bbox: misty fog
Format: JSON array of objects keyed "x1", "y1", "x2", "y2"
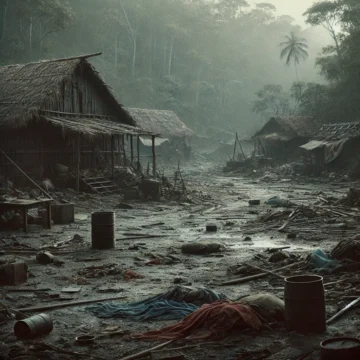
[{"x1": 0, "y1": 1, "x2": 351, "y2": 137}]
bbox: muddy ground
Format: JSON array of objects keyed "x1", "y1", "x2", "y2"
[{"x1": 1, "y1": 161, "x2": 359, "y2": 359}]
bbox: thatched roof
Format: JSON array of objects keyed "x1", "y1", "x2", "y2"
[
  {"x1": 253, "y1": 116, "x2": 314, "y2": 140},
  {"x1": 0, "y1": 54, "x2": 150, "y2": 136},
  {"x1": 316, "y1": 122, "x2": 360, "y2": 141},
  {"x1": 41, "y1": 111, "x2": 153, "y2": 137},
  {"x1": 126, "y1": 108, "x2": 193, "y2": 138}
]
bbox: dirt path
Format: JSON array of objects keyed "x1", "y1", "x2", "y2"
[{"x1": 0, "y1": 163, "x2": 358, "y2": 359}]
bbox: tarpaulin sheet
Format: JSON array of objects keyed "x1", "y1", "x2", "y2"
[
  {"x1": 324, "y1": 139, "x2": 347, "y2": 164},
  {"x1": 133, "y1": 301, "x2": 263, "y2": 340},
  {"x1": 300, "y1": 140, "x2": 327, "y2": 151},
  {"x1": 86, "y1": 286, "x2": 227, "y2": 321}
]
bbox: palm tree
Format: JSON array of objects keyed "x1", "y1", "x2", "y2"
[{"x1": 280, "y1": 32, "x2": 309, "y2": 81}]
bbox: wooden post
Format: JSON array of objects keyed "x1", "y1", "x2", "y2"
[
  {"x1": 121, "y1": 135, "x2": 126, "y2": 166},
  {"x1": 232, "y1": 133, "x2": 237, "y2": 161},
  {"x1": 75, "y1": 134, "x2": 80, "y2": 192},
  {"x1": 130, "y1": 135, "x2": 134, "y2": 165},
  {"x1": 237, "y1": 135, "x2": 246, "y2": 159},
  {"x1": 111, "y1": 135, "x2": 115, "y2": 181},
  {"x1": 152, "y1": 135, "x2": 156, "y2": 177},
  {"x1": 137, "y1": 136, "x2": 140, "y2": 171}
]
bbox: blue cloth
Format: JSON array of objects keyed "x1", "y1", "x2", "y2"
[
  {"x1": 86, "y1": 286, "x2": 227, "y2": 321},
  {"x1": 86, "y1": 296, "x2": 198, "y2": 321},
  {"x1": 307, "y1": 249, "x2": 342, "y2": 274}
]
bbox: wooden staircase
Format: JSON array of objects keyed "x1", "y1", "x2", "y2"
[{"x1": 82, "y1": 176, "x2": 117, "y2": 195}]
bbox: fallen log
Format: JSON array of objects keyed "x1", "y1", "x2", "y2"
[{"x1": 221, "y1": 261, "x2": 302, "y2": 286}]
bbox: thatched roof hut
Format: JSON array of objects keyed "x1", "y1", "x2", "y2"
[
  {"x1": 0, "y1": 54, "x2": 156, "y2": 186},
  {"x1": 252, "y1": 116, "x2": 315, "y2": 160},
  {"x1": 253, "y1": 116, "x2": 314, "y2": 141},
  {"x1": 0, "y1": 53, "x2": 151, "y2": 137},
  {"x1": 126, "y1": 108, "x2": 193, "y2": 138},
  {"x1": 300, "y1": 122, "x2": 360, "y2": 167}
]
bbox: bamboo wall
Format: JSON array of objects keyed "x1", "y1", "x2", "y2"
[{"x1": 0, "y1": 69, "x2": 128, "y2": 185}]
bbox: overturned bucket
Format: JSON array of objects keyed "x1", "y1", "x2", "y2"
[
  {"x1": 91, "y1": 211, "x2": 115, "y2": 250},
  {"x1": 284, "y1": 275, "x2": 326, "y2": 334},
  {"x1": 14, "y1": 313, "x2": 53, "y2": 339}
]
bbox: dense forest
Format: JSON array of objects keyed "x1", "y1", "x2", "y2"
[{"x1": 0, "y1": 0, "x2": 358, "y2": 136}]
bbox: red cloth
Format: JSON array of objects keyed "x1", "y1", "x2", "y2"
[
  {"x1": 124, "y1": 270, "x2": 144, "y2": 281},
  {"x1": 133, "y1": 301, "x2": 263, "y2": 340}
]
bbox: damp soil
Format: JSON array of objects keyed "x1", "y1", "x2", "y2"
[{"x1": 1, "y1": 162, "x2": 359, "y2": 360}]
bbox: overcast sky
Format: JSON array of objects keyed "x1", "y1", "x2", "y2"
[{"x1": 252, "y1": 0, "x2": 317, "y2": 25}]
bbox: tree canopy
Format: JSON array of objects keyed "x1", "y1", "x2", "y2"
[{"x1": 0, "y1": 0, "x2": 323, "y2": 136}]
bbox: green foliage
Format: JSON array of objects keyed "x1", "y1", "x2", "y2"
[
  {"x1": 252, "y1": 84, "x2": 292, "y2": 119},
  {"x1": 299, "y1": 0, "x2": 360, "y2": 122},
  {"x1": 280, "y1": 33, "x2": 309, "y2": 80},
  {"x1": 0, "y1": 0, "x2": 322, "y2": 135}
]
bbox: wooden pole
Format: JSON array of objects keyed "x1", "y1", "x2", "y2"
[
  {"x1": 221, "y1": 261, "x2": 301, "y2": 285},
  {"x1": 152, "y1": 135, "x2": 156, "y2": 177},
  {"x1": 75, "y1": 135, "x2": 80, "y2": 192},
  {"x1": 137, "y1": 136, "x2": 140, "y2": 171},
  {"x1": 232, "y1": 133, "x2": 237, "y2": 160},
  {"x1": 12, "y1": 296, "x2": 127, "y2": 313},
  {"x1": 130, "y1": 135, "x2": 134, "y2": 165},
  {"x1": 111, "y1": 135, "x2": 115, "y2": 181},
  {"x1": 0, "y1": 149, "x2": 56, "y2": 202},
  {"x1": 237, "y1": 135, "x2": 246, "y2": 159},
  {"x1": 121, "y1": 135, "x2": 126, "y2": 166},
  {"x1": 327, "y1": 296, "x2": 360, "y2": 325}
]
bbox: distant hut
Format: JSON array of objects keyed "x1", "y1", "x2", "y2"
[
  {"x1": 300, "y1": 122, "x2": 360, "y2": 175},
  {"x1": 0, "y1": 54, "x2": 154, "y2": 190},
  {"x1": 125, "y1": 108, "x2": 193, "y2": 161},
  {"x1": 252, "y1": 116, "x2": 314, "y2": 160}
]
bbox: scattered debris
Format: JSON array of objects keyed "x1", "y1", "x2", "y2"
[
  {"x1": 14, "y1": 313, "x2": 53, "y2": 339},
  {"x1": 36, "y1": 251, "x2": 54, "y2": 265},
  {"x1": 0, "y1": 262, "x2": 28, "y2": 285},
  {"x1": 205, "y1": 224, "x2": 217, "y2": 232},
  {"x1": 181, "y1": 243, "x2": 222, "y2": 255}
]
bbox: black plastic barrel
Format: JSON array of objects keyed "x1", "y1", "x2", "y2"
[
  {"x1": 284, "y1": 275, "x2": 326, "y2": 334},
  {"x1": 91, "y1": 211, "x2": 115, "y2": 249},
  {"x1": 320, "y1": 337, "x2": 360, "y2": 360},
  {"x1": 14, "y1": 313, "x2": 53, "y2": 339}
]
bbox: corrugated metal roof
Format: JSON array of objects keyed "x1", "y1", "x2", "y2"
[
  {"x1": 300, "y1": 140, "x2": 327, "y2": 151},
  {"x1": 139, "y1": 136, "x2": 169, "y2": 147}
]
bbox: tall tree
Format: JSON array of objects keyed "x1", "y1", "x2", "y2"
[
  {"x1": 304, "y1": 1, "x2": 342, "y2": 60},
  {"x1": 280, "y1": 32, "x2": 309, "y2": 80}
]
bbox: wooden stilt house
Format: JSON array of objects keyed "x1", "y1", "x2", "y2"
[{"x1": 0, "y1": 53, "x2": 155, "y2": 191}]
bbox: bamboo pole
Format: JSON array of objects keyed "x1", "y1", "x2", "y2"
[
  {"x1": 8, "y1": 295, "x2": 127, "y2": 313},
  {"x1": 221, "y1": 261, "x2": 302, "y2": 285},
  {"x1": 111, "y1": 135, "x2": 115, "y2": 182},
  {"x1": 242, "y1": 263, "x2": 285, "y2": 280},
  {"x1": 152, "y1": 135, "x2": 156, "y2": 177},
  {"x1": 137, "y1": 136, "x2": 140, "y2": 171},
  {"x1": 130, "y1": 135, "x2": 134, "y2": 164},
  {"x1": 0, "y1": 149, "x2": 56, "y2": 202},
  {"x1": 326, "y1": 296, "x2": 360, "y2": 325},
  {"x1": 75, "y1": 134, "x2": 80, "y2": 192},
  {"x1": 232, "y1": 133, "x2": 237, "y2": 160}
]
